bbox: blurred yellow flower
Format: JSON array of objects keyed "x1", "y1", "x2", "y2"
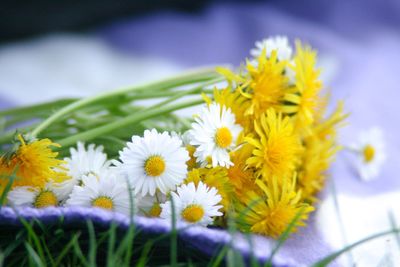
[
  {"x1": 0, "y1": 135, "x2": 65, "y2": 192},
  {"x1": 244, "y1": 49, "x2": 288, "y2": 117},
  {"x1": 283, "y1": 41, "x2": 323, "y2": 131},
  {"x1": 245, "y1": 109, "x2": 302, "y2": 179},
  {"x1": 236, "y1": 176, "x2": 314, "y2": 238}
]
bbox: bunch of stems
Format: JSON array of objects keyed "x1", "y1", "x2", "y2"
[{"x1": 0, "y1": 68, "x2": 223, "y2": 156}]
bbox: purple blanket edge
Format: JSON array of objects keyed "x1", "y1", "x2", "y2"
[{"x1": 0, "y1": 206, "x2": 297, "y2": 267}]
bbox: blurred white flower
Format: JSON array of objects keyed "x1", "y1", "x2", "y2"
[
  {"x1": 350, "y1": 127, "x2": 386, "y2": 181},
  {"x1": 250, "y1": 36, "x2": 293, "y2": 61},
  {"x1": 53, "y1": 142, "x2": 112, "y2": 200},
  {"x1": 7, "y1": 182, "x2": 62, "y2": 208},
  {"x1": 66, "y1": 173, "x2": 135, "y2": 216}
]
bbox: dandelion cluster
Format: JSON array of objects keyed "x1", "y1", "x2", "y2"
[{"x1": 0, "y1": 36, "x2": 349, "y2": 238}]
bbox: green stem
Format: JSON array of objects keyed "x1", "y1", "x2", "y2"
[
  {"x1": 31, "y1": 68, "x2": 219, "y2": 137},
  {"x1": 57, "y1": 98, "x2": 204, "y2": 147},
  {"x1": 0, "y1": 99, "x2": 77, "y2": 117},
  {"x1": 130, "y1": 87, "x2": 215, "y2": 101},
  {"x1": 150, "y1": 77, "x2": 222, "y2": 109}
]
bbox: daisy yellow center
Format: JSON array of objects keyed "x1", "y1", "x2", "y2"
[
  {"x1": 181, "y1": 204, "x2": 205, "y2": 223},
  {"x1": 34, "y1": 191, "x2": 58, "y2": 208},
  {"x1": 149, "y1": 203, "x2": 162, "y2": 217},
  {"x1": 363, "y1": 145, "x2": 375, "y2": 163},
  {"x1": 215, "y1": 127, "x2": 233, "y2": 148},
  {"x1": 144, "y1": 156, "x2": 166, "y2": 177},
  {"x1": 92, "y1": 196, "x2": 114, "y2": 210}
]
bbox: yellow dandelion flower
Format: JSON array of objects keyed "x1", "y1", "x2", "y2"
[
  {"x1": 185, "y1": 167, "x2": 233, "y2": 210},
  {"x1": 282, "y1": 41, "x2": 323, "y2": 130},
  {"x1": 227, "y1": 143, "x2": 258, "y2": 200},
  {"x1": 298, "y1": 103, "x2": 346, "y2": 201},
  {"x1": 298, "y1": 134, "x2": 339, "y2": 202},
  {"x1": 244, "y1": 49, "x2": 288, "y2": 116},
  {"x1": 0, "y1": 135, "x2": 65, "y2": 192},
  {"x1": 236, "y1": 176, "x2": 314, "y2": 238},
  {"x1": 245, "y1": 109, "x2": 302, "y2": 179},
  {"x1": 313, "y1": 101, "x2": 348, "y2": 140}
]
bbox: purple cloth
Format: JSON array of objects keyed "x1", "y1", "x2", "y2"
[{"x1": 0, "y1": 206, "x2": 318, "y2": 266}]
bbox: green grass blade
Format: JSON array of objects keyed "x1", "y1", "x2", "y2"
[
  {"x1": 25, "y1": 242, "x2": 45, "y2": 267},
  {"x1": 86, "y1": 220, "x2": 97, "y2": 267},
  {"x1": 53, "y1": 233, "x2": 81, "y2": 266},
  {"x1": 19, "y1": 218, "x2": 46, "y2": 265},
  {"x1": 311, "y1": 228, "x2": 400, "y2": 267},
  {"x1": 72, "y1": 238, "x2": 90, "y2": 267},
  {"x1": 106, "y1": 223, "x2": 117, "y2": 267},
  {"x1": 208, "y1": 245, "x2": 229, "y2": 267},
  {"x1": 170, "y1": 196, "x2": 178, "y2": 267},
  {"x1": 0, "y1": 166, "x2": 18, "y2": 206},
  {"x1": 388, "y1": 211, "x2": 400, "y2": 249},
  {"x1": 136, "y1": 240, "x2": 154, "y2": 267}
]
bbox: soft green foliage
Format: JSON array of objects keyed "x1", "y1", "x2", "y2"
[
  {"x1": 0, "y1": 214, "x2": 399, "y2": 267},
  {"x1": 0, "y1": 69, "x2": 222, "y2": 157}
]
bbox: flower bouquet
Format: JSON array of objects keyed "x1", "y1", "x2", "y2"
[{"x1": 0, "y1": 36, "x2": 357, "y2": 266}]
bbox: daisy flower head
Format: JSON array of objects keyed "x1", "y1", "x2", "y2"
[
  {"x1": 185, "y1": 167, "x2": 233, "y2": 210},
  {"x1": 137, "y1": 191, "x2": 166, "y2": 218},
  {"x1": 54, "y1": 142, "x2": 112, "y2": 200},
  {"x1": 189, "y1": 103, "x2": 243, "y2": 168},
  {"x1": 117, "y1": 129, "x2": 189, "y2": 196},
  {"x1": 160, "y1": 182, "x2": 222, "y2": 226},
  {"x1": 66, "y1": 173, "x2": 135, "y2": 216},
  {"x1": 350, "y1": 127, "x2": 386, "y2": 181},
  {"x1": 0, "y1": 134, "x2": 65, "y2": 192},
  {"x1": 7, "y1": 182, "x2": 62, "y2": 208},
  {"x1": 250, "y1": 36, "x2": 293, "y2": 62}
]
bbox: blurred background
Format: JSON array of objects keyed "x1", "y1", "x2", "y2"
[{"x1": 1, "y1": 0, "x2": 400, "y2": 266}]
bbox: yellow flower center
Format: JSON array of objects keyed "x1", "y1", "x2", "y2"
[
  {"x1": 144, "y1": 156, "x2": 166, "y2": 177},
  {"x1": 181, "y1": 204, "x2": 205, "y2": 223},
  {"x1": 363, "y1": 145, "x2": 375, "y2": 163},
  {"x1": 215, "y1": 127, "x2": 233, "y2": 148},
  {"x1": 148, "y1": 203, "x2": 162, "y2": 217},
  {"x1": 92, "y1": 196, "x2": 114, "y2": 210},
  {"x1": 34, "y1": 190, "x2": 58, "y2": 208}
]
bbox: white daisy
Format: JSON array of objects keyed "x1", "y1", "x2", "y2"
[
  {"x1": 117, "y1": 129, "x2": 189, "y2": 196},
  {"x1": 250, "y1": 35, "x2": 293, "y2": 62},
  {"x1": 65, "y1": 173, "x2": 135, "y2": 216},
  {"x1": 53, "y1": 142, "x2": 112, "y2": 200},
  {"x1": 7, "y1": 182, "x2": 62, "y2": 208},
  {"x1": 137, "y1": 191, "x2": 167, "y2": 217},
  {"x1": 160, "y1": 182, "x2": 223, "y2": 226},
  {"x1": 350, "y1": 127, "x2": 386, "y2": 181},
  {"x1": 188, "y1": 103, "x2": 242, "y2": 168}
]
